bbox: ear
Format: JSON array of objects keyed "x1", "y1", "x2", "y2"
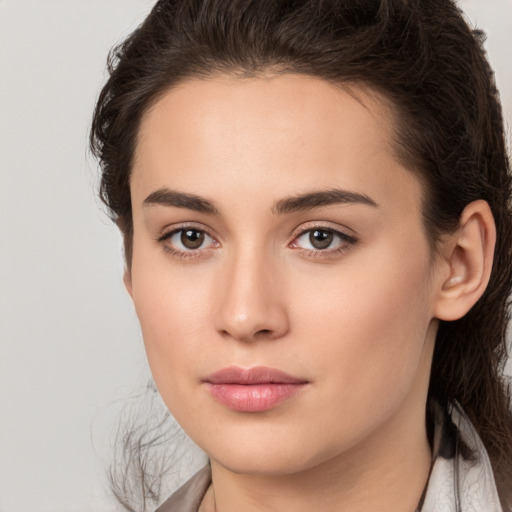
[
  {"x1": 433, "y1": 200, "x2": 496, "y2": 321},
  {"x1": 123, "y1": 268, "x2": 133, "y2": 299}
]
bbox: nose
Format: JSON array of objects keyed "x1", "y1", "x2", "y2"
[{"x1": 214, "y1": 250, "x2": 289, "y2": 343}]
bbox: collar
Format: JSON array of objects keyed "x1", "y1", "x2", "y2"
[{"x1": 419, "y1": 401, "x2": 503, "y2": 512}]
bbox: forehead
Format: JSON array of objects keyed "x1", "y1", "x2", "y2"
[{"x1": 132, "y1": 73, "x2": 422, "y2": 218}]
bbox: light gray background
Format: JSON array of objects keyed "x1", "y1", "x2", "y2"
[{"x1": 1, "y1": 1, "x2": 511, "y2": 511}]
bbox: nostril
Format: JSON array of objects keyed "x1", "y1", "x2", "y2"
[{"x1": 254, "y1": 329, "x2": 274, "y2": 339}]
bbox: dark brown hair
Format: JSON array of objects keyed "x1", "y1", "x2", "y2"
[{"x1": 90, "y1": 0, "x2": 512, "y2": 509}]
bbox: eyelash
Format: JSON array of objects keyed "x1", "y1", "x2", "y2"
[
  {"x1": 157, "y1": 225, "x2": 218, "y2": 260},
  {"x1": 157, "y1": 224, "x2": 358, "y2": 260},
  {"x1": 289, "y1": 226, "x2": 358, "y2": 259}
]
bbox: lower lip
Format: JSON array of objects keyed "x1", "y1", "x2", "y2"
[{"x1": 206, "y1": 383, "x2": 305, "y2": 412}]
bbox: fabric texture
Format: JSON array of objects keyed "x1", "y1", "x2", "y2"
[
  {"x1": 420, "y1": 402, "x2": 503, "y2": 512},
  {"x1": 154, "y1": 402, "x2": 503, "y2": 512},
  {"x1": 155, "y1": 465, "x2": 211, "y2": 512}
]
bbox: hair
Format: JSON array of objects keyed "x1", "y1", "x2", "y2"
[{"x1": 90, "y1": 0, "x2": 512, "y2": 509}]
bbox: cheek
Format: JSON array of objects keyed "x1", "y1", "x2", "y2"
[
  {"x1": 291, "y1": 241, "x2": 433, "y2": 413},
  {"x1": 130, "y1": 250, "x2": 214, "y2": 395}
]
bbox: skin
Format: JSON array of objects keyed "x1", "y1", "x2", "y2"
[{"x1": 126, "y1": 74, "x2": 495, "y2": 512}]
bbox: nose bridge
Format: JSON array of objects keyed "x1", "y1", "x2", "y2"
[{"x1": 215, "y1": 242, "x2": 288, "y2": 342}]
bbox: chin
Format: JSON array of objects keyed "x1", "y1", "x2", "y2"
[
  {"x1": 213, "y1": 451, "x2": 318, "y2": 477},
  {"x1": 203, "y1": 428, "x2": 341, "y2": 477}
]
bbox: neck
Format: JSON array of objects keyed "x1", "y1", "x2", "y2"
[{"x1": 204, "y1": 403, "x2": 431, "y2": 512}]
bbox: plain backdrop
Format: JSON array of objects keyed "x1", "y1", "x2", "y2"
[{"x1": 0, "y1": 1, "x2": 511, "y2": 511}]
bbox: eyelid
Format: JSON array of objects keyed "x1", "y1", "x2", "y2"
[
  {"x1": 289, "y1": 221, "x2": 358, "y2": 242},
  {"x1": 156, "y1": 223, "x2": 220, "y2": 259},
  {"x1": 288, "y1": 222, "x2": 359, "y2": 257},
  {"x1": 155, "y1": 221, "x2": 358, "y2": 260},
  {"x1": 157, "y1": 222, "x2": 217, "y2": 242}
]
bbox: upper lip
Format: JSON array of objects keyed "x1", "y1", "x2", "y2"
[{"x1": 203, "y1": 366, "x2": 308, "y2": 385}]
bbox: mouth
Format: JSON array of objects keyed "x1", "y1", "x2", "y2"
[{"x1": 202, "y1": 366, "x2": 309, "y2": 413}]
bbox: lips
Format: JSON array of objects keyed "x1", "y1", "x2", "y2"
[{"x1": 203, "y1": 366, "x2": 308, "y2": 412}]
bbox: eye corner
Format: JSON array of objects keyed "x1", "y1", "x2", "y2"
[
  {"x1": 156, "y1": 224, "x2": 220, "y2": 260},
  {"x1": 288, "y1": 224, "x2": 359, "y2": 258}
]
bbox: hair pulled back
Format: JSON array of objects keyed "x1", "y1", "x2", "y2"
[{"x1": 90, "y1": 0, "x2": 512, "y2": 508}]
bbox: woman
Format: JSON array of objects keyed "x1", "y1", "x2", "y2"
[{"x1": 90, "y1": 0, "x2": 512, "y2": 510}]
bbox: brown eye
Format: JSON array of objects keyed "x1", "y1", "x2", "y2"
[
  {"x1": 309, "y1": 230, "x2": 334, "y2": 249},
  {"x1": 161, "y1": 228, "x2": 216, "y2": 254},
  {"x1": 181, "y1": 229, "x2": 205, "y2": 249},
  {"x1": 291, "y1": 226, "x2": 357, "y2": 256}
]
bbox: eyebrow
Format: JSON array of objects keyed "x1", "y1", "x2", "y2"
[
  {"x1": 142, "y1": 187, "x2": 377, "y2": 215},
  {"x1": 272, "y1": 189, "x2": 378, "y2": 215},
  {"x1": 143, "y1": 188, "x2": 220, "y2": 215}
]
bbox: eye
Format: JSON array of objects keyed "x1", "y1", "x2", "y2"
[
  {"x1": 290, "y1": 227, "x2": 357, "y2": 253},
  {"x1": 174, "y1": 229, "x2": 208, "y2": 250},
  {"x1": 159, "y1": 227, "x2": 218, "y2": 255},
  {"x1": 303, "y1": 229, "x2": 336, "y2": 250}
]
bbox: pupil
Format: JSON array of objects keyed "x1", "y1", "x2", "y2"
[
  {"x1": 181, "y1": 230, "x2": 204, "y2": 249},
  {"x1": 310, "y1": 230, "x2": 333, "y2": 249}
]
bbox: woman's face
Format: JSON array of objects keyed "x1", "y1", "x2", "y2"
[{"x1": 128, "y1": 74, "x2": 443, "y2": 475}]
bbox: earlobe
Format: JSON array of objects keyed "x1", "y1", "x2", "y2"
[
  {"x1": 123, "y1": 269, "x2": 133, "y2": 299},
  {"x1": 434, "y1": 200, "x2": 496, "y2": 321}
]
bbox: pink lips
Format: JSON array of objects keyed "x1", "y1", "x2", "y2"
[{"x1": 203, "y1": 366, "x2": 308, "y2": 412}]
